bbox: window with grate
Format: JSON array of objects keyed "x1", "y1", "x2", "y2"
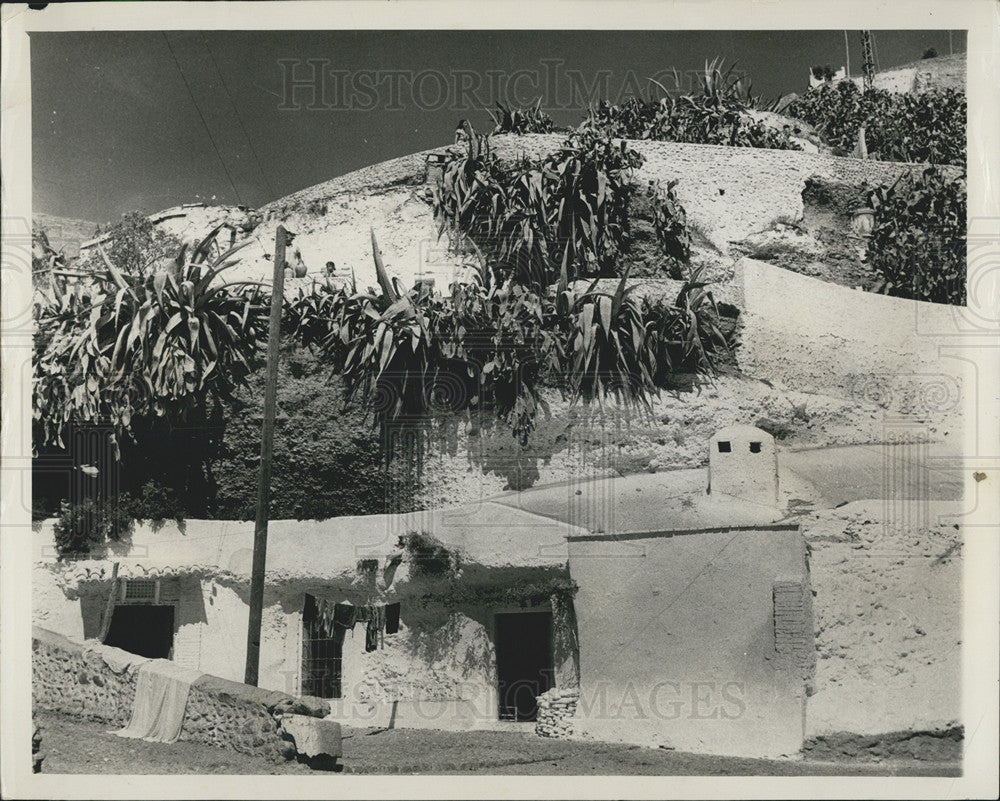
[
  {"x1": 123, "y1": 579, "x2": 157, "y2": 602},
  {"x1": 301, "y1": 594, "x2": 343, "y2": 699}
]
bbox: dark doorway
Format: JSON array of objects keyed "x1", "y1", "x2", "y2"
[
  {"x1": 495, "y1": 611, "x2": 554, "y2": 722},
  {"x1": 103, "y1": 605, "x2": 175, "y2": 659}
]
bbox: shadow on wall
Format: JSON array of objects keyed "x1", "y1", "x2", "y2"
[{"x1": 427, "y1": 401, "x2": 713, "y2": 493}]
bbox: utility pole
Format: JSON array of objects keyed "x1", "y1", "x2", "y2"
[
  {"x1": 244, "y1": 224, "x2": 289, "y2": 686},
  {"x1": 844, "y1": 30, "x2": 851, "y2": 79},
  {"x1": 861, "y1": 31, "x2": 876, "y2": 90}
]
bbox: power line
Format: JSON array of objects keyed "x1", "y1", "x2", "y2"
[
  {"x1": 200, "y1": 33, "x2": 278, "y2": 202},
  {"x1": 161, "y1": 32, "x2": 244, "y2": 207}
]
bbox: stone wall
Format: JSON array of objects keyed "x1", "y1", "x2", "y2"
[
  {"x1": 33, "y1": 628, "x2": 136, "y2": 727},
  {"x1": 31, "y1": 627, "x2": 328, "y2": 761},
  {"x1": 182, "y1": 675, "x2": 324, "y2": 760},
  {"x1": 535, "y1": 687, "x2": 579, "y2": 738}
]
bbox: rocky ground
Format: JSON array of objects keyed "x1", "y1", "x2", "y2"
[{"x1": 34, "y1": 710, "x2": 959, "y2": 776}]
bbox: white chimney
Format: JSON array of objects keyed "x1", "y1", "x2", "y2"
[{"x1": 707, "y1": 425, "x2": 779, "y2": 506}]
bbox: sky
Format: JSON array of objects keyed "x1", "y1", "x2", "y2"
[{"x1": 30, "y1": 29, "x2": 966, "y2": 223}]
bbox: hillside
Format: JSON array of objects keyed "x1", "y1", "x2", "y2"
[
  {"x1": 33, "y1": 212, "x2": 99, "y2": 258},
  {"x1": 847, "y1": 52, "x2": 966, "y2": 94},
  {"x1": 145, "y1": 133, "x2": 953, "y2": 299},
  {"x1": 48, "y1": 133, "x2": 965, "y2": 512}
]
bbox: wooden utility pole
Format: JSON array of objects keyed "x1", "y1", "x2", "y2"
[
  {"x1": 244, "y1": 225, "x2": 289, "y2": 686},
  {"x1": 97, "y1": 562, "x2": 120, "y2": 643}
]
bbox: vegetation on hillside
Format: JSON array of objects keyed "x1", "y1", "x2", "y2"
[
  {"x1": 488, "y1": 100, "x2": 555, "y2": 135},
  {"x1": 433, "y1": 130, "x2": 650, "y2": 287},
  {"x1": 578, "y1": 59, "x2": 802, "y2": 151},
  {"x1": 285, "y1": 230, "x2": 728, "y2": 445},
  {"x1": 866, "y1": 166, "x2": 966, "y2": 305},
  {"x1": 33, "y1": 225, "x2": 267, "y2": 449},
  {"x1": 786, "y1": 82, "x2": 965, "y2": 165},
  {"x1": 35, "y1": 123, "x2": 727, "y2": 543}
]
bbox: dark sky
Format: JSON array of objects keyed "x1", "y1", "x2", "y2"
[{"x1": 31, "y1": 29, "x2": 966, "y2": 223}]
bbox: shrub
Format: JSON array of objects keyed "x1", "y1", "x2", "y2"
[
  {"x1": 53, "y1": 496, "x2": 134, "y2": 558},
  {"x1": 433, "y1": 130, "x2": 648, "y2": 287},
  {"x1": 33, "y1": 224, "x2": 268, "y2": 448},
  {"x1": 866, "y1": 166, "x2": 966, "y2": 305},
  {"x1": 80, "y1": 211, "x2": 181, "y2": 280},
  {"x1": 397, "y1": 531, "x2": 457, "y2": 577},
  {"x1": 488, "y1": 100, "x2": 555, "y2": 135},
  {"x1": 786, "y1": 82, "x2": 965, "y2": 165},
  {"x1": 579, "y1": 59, "x2": 802, "y2": 151}
]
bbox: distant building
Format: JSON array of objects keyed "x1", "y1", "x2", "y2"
[{"x1": 809, "y1": 66, "x2": 846, "y2": 89}]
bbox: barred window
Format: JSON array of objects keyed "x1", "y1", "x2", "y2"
[{"x1": 122, "y1": 579, "x2": 157, "y2": 602}]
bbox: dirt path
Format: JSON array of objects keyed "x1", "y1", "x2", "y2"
[{"x1": 35, "y1": 711, "x2": 958, "y2": 776}]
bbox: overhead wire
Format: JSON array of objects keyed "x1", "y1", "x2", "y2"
[
  {"x1": 161, "y1": 32, "x2": 244, "y2": 208},
  {"x1": 162, "y1": 32, "x2": 280, "y2": 283},
  {"x1": 199, "y1": 33, "x2": 278, "y2": 202}
]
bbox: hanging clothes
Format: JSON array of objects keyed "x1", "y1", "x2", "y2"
[
  {"x1": 385, "y1": 602, "x2": 401, "y2": 635},
  {"x1": 333, "y1": 603, "x2": 357, "y2": 632}
]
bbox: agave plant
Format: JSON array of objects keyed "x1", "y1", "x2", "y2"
[
  {"x1": 554, "y1": 268, "x2": 657, "y2": 411},
  {"x1": 290, "y1": 227, "x2": 730, "y2": 445},
  {"x1": 488, "y1": 99, "x2": 556, "y2": 135},
  {"x1": 580, "y1": 60, "x2": 801, "y2": 151},
  {"x1": 33, "y1": 225, "x2": 268, "y2": 448},
  {"x1": 646, "y1": 265, "x2": 730, "y2": 377},
  {"x1": 650, "y1": 179, "x2": 692, "y2": 267},
  {"x1": 434, "y1": 130, "x2": 645, "y2": 288}
]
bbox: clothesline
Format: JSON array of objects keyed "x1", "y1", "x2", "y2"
[{"x1": 304, "y1": 596, "x2": 401, "y2": 651}]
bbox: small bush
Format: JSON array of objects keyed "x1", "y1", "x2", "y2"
[
  {"x1": 397, "y1": 531, "x2": 457, "y2": 577},
  {"x1": 786, "y1": 82, "x2": 966, "y2": 165},
  {"x1": 53, "y1": 497, "x2": 134, "y2": 558},
  {"x1": 305, "y1": 198, "x2": 329, "y2": 216},
  {"x1": 866, "y1": 166, "x2": 966, "y2": 305},
  {"x1": 579, "y1": 60, "x2": 802, "y2": 151},
  {"x1": 488, "y1": 100, "x2": 555, "y2": 135},
  {"x1": 434, "y1": 129, "x2": 647, "y2": 287},
  {"x1": 79, "y1": 211, "x2": 180, "y2": 280}
]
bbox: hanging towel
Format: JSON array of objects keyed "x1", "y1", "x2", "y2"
[
  {"x1": 384, "y1": 602, "x2": 401, "y2": 635},
  {"x1": 115, "y1": 659, "x2": 203, "y2": 743},
  {"x1": 333, "y1": 603, "x2": 357, "y2": 631}
]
